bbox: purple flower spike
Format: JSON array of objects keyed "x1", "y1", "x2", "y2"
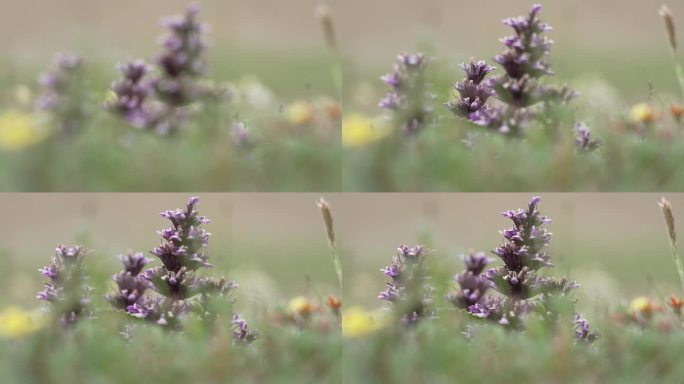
[
  {"x1": 452, "y1": 196, "x2": 587, "y2": 332},
  {"x1": 37, "y1": 245, "x2": 91, "y2": 326},
  {"x1": 379, "y1": 244, "x2": 433, "y2": 326},
  {"x1": 449, "y1": 5, "x2": 576, "y2": 136},
  {"x1": 36, "y1": 53, "x2": 89, "y2": 135},
  {"x1": 106, "y1": 251, "x2": 151, "y2": 311},
  {"x1": 106, "y1": 5, "x2": 222, "y2": 135},
  {"x1": 379, "y1": 53, "x2": 434, "y2": 135},
  {"x1": 448, "y1": 251, "x2": 492, "y2": 310},
  {"x1": 119, "y1": 197, "x2": 237, "y2": 329}
]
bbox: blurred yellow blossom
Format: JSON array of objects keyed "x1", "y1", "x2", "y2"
[
  {"x1": 13, "y1": 85, "x2": 33, "y2": 108},
  {"x1": 0, "y1": 110, "x2": 48, "y2": 151},
  {"x1": 288, "y1": 296, "x2": 314, "y2": 316},
  {"x1": 0, "y1": 306, "x2": 42, "y2": 338},
  {"x1": 629, "y1": 103, "x2": 658, "y2": 124},
  {"x1": 343, "y1": 113, "x2": 390, "y2": 148},
  {"x1": 284, "y1": 100, "x2": 315, "y2": 126},
  {"x1": 629, "y1": 296, "x2": 659, "y2": 316},
  {"x1": 342, "y1": 306, "x2": 387, "y2": 338}
]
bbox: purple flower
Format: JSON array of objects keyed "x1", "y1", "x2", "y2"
[
  {"x1": 379, "y1": 244, "x2": 433, "y2": 326},
  {"x1": 122, "y1": 197, "x2": 236, "y2": 328},
  {"x1": 107, "y1": 5, "x2": 223, "y2": 135},
  {"x1": 106, "y1": 251, "x2": 151, "y2": 311},
  {"x1": 154, "y1": 4, "x2": 209, "y2": 107},
  {"x1": 447, "y1": 251, "x2": 492, "y2": 309},
  {"x1": 493, "y1": 196, "x2": 553, "y2": 272},
  {"x1": 573, "y1": 314, "x2": 599, "y2": 342},
  {"x1": 106, "y1": 60, "x2": 163, "y2": 130},
  {"x1": 446, "y1": 65, "x2": 495, "y2": 118},
  {"x1": 231, "y1": 121, "x2": 254, "y2": 148},
  {"x1": 379, "y1": 53, "x2": 434, "y2": 135},
  {"x1": 36, "y1": 53, "x2": 89, "y2": 135},
  {"x1": 460, "y1": 197, "x2": 585, "y2": 331},
  {"x1": 450, "y1": 5, "x2": 577, "y2": 136},
  {"x1": 37, "y1": 245, "x2": 91, "y2": 326},
  {"x1": 232, "y1": 314, "x2": 257, "y2": 344},
  {"x1": 574, "y1": 122, "x2": 601, "y2": 152}
]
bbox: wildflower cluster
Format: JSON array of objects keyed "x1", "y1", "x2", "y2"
[
  {"x1": 154, "y1": 3, "x2": 209, "y2": 107},
  {"x1": 36, "y1": 53, "x2": 89, "y2": 135},
  {"x1": 379, "y1": 53, "x2": 434, "y2": 135},
  {"x1": 105, "y1": 252, "x2": 151, "y2": 311},
  {"x1": 379, "y1": 244, "x2": 434, "y2": 326},
  {"x1": 452, "y1": 197, "x2": 595, "y2": 341},
  {"x1": 126, "y1": 197, "x2": 237, "y2": 329},
  {"x1": 37, "y1": 245, "x2": 92, "y2": 326},
  {"x1": 446, "y1": 61, "x2": 495, "y2": 120},
  {"x1": 447, "y1": 251, "x2": 491, "y2": 310},
  {"x1": 448, "y1": 4, "x2": 577, "y2": 135},
  {"x1": 106, "y1": 4, "x2": 220, "y2": 135},
  {"x1": 106, "y1": 60, "x2": 164, "y2": 130}
]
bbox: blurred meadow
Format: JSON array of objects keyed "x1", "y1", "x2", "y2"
[
  {"x1": 341, "y1": 0, "x2": 684, "y2": 191},
  {"x1": 0, "y1": 0, "x2": 341, "y2": 191}
]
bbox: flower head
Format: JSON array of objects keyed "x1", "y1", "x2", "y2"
[
  {"x1": 0, "y1": 307, "x2": 43, "y2": 338},
  {"x1": 37, "y1": 245, "x2": 91, "y2": 326},
  {"x1": 36, "y1": 53, "x2": 89, "y2": 136},
  {"x1": 0, "y1": 110, "x2": 47, "y2": 151},
  {"x1": 127, "y1": 197, "x2": 236, "y2": 327},
  {"x1": 379, "y1": 244, "x2": 434, "y2": 326},
  {"x1": 342, "y1": 113, "x2": 390, "y2": 148},
  {"x1": 379, "y1": 53, "x2": 434, "y2": 135},
  {"x1": 630, "y1": 103, "x2": 658, "y2": 124},
  {"x1": 574, "y1": 122, "x2": 601, "y2": 152},
  {"x1": 465, "y1": 197, "x2": 580, "y2": 330},
  {"x1": 284, "y1": 100, "x2": 315, "y2": 126},
  {"x1": 232, "y1": 314, "x2": 257, "y2": 344},
  {"x1": 106, "y1": 252, "x2": 151, "y2": 311},
  {"x1": 288, "y1": 296, "x2": 315, "y2": 317},
  {"x1": 447, "y1": 251, "x2": 491, "y2": 309},
  {"x1": 453, "y1": 5, "x2": 576, "y2": 136},
  {"x1": 342, "y1": 306, "x2": 387, "y2": 338}
]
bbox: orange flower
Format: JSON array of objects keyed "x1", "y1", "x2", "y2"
[
  {"x1": 629, "y1": 104, "x2": 659, "y2": 124},
  {"x1": 670, "y1": 104, "x2": 684, "y2": 121},
  {"x1": 327, "y1": 295, "x2": 342, "y2": 310},
  {"x1": 668, "y1": 295, "x2": 684, "y2": 314},
  {"x1": 629, "y1": 296, "x2": 660, "y2": 317},
  {"x1": 287, "y1": 296, "x2": 315, "y2": 317}
]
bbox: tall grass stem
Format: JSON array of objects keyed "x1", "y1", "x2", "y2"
[{"x1": 317, "y1": 197, "x2": 342, "y2": 293}]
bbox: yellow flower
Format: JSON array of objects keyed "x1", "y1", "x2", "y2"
[
  {"x1": 342, "y1": 113, "x2": 390, "y2": 148},
  {"x1": 629, "y1": 103, "x2": 658, "y2": 124},
  {"x1": 13, "y1": 85, "x2": 33, "y2": 108},
  {"x1": 0, "y1": 306, "x2": 42, "y2": 338},
  {"x1": 284, "y1": 101, "x2": 315, "y2": 126},
  {"x1": 342, "y1": 306, "x2": 387, "y2": 338},
  {"x1": 288, "y1": 296, "x2": 314, "y2": 316},
  {"x1": 0, "y1": 110, "x2": 48, "y2": 151},
  {"x1": 629, "y1": 296, "x2": 659, "y2": 316}
]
